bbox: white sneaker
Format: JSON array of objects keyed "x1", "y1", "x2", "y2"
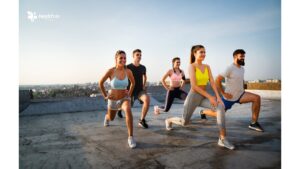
[
  {"x1": 128, "y1": 136, "x2": 136, "y2": 149},
  {"x1": 154, "y1": 105, "x2": 160, "y2": 115},
  {"x1": 218, "y1": 138, "x2": 235, "y2": 150},
  {"x1": 165, "y1": 119, "x2": 173, "y2": 131},
  {"x1": 103, "y1": 116, "x2": 109, "y2": 127}
]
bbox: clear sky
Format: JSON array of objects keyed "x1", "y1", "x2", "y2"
[{"x1": 20, "y1": 0, "x2": 281, "y2": 85}]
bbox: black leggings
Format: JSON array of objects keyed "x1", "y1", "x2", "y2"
[{"x1": 159, "y1": 87, "x2": 187, "y2": 112}]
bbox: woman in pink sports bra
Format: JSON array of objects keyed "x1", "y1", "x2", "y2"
[{"x1": 154, "y1": 57, "x2": 187, "y2": 114}]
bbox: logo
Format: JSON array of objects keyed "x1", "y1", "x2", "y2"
[
  {"x1": 27, "y1": 11, "x2": 60, "y2": 22},
  {"x1": 27, "y1": 11, "x2": 38, "y2": 22}
]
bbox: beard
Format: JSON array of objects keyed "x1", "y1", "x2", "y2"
[{"x1": 237, "y1": 59, "x2": 245, "y2": 66}]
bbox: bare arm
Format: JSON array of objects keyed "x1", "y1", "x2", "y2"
[
  {"x1": 207, "y1": 65, "x2": 221, "y2": 99},
  {"x1": 189, "y1": 64, "x2": 212, "y2": 99},
  {"x1": 216, "y1": 74, "x2": 233, "y2": 99},
  {"x1": 161, "y1": 70, "x2": 171, "y2": 90},
  {"x1": 99, "y1": 69, "x2": 113, "y2": 99},
  {"x1": 216, "y1": 75, "x2": 225, "y2": 95},
  {"x1": 127, "y1": 69, "x2": 135, "y2": 96},
  {"x1": 180, "y1": 70, "x2": 186, "y2": 89},
  {"x1": 143, "y1": 73, "x2": 147, "y2": 90}
]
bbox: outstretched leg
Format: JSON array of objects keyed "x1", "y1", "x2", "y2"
[
  {"x1": 166, "y1": 91, "x2": 201, "y2": 129},
  {"x1": 159, "y1": 90, "x2": 175, "y2": 112}
]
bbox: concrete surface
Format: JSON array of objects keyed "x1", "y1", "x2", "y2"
[
  {"x1": 19, "y1": 98, "x2": 281, "y2": 169},
  {"x1": 20, "y1": 96, "x2": 161, "y2": 117}
]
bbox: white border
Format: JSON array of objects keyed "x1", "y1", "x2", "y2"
[
  {"x1": 1, "y1": 0, "x2": 298, "y2": 168},
  {"x1": 282, "y1": 0, "x2": 300, "y2": 168},
  {"x1": 0, "y1": 0, "x2": 19, "y2": 168}
]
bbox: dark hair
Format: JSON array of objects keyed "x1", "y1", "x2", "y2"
[
  {"x1": 172, "y1": 57, "x2": 180, "y2": 65},
  {"x1": 233, "y1": 49, "x2": 245, "y2": 57},
  {"x1": 133, "y1": 49, "x2": 142, "y2": 55},
  {"x1": 190, "y1": 45, "x2": 205, "y2": 64},
  {"x1": 172, "y1": 57, "x2": 183, "y2": 73}
]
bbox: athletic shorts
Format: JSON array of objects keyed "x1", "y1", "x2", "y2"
[
  {"x1": 107, "y1": 96, "x2": 131, "y2": 110},
  {"x1": 221, "y1": 92, "x2": 245, "y2": 111},
  {"x1": 131, "y1": 90, "x2": 147, "y2": 105}
]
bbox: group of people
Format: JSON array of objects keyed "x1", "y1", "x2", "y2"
[{"x1": 99, "y1": 45, "x2": 263, "y2": 150}]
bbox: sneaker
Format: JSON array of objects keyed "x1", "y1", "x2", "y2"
[
  {"x1": 218, "y1": 138, "x2": 235, "y2": 150},
  {"x1": 138, "y1": 119, "x2": 149, "y2": 129},
  {"x1": 165, "y1": 119, "x2": 173, "y2": 131},
  {"x1": 117, "y1": 110, "x2": 123, "y2": 118},
  {"x1": 248, "y1": 121, "x2": 264, "y2": 132},
  {"x1": 128, "y1": 136, "x2": 136, "y2": 149},
  {"x1": 104, "y1": 116, "x2": 109, "y2": 127},
  {"x1": 154, "y1": 105, "x2": 160, "y2": 115},
  {"x1": 199, "y1": 110, "x2": 207, "y2": 119}
]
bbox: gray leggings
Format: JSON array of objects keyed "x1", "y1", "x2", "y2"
[{"x1": 182, "y1": 91, "x2": 225, "y2": 130}]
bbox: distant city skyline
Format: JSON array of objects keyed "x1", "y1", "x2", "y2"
[{"x1": 20, "y1": 0, "x2": 281, "y2": 85}]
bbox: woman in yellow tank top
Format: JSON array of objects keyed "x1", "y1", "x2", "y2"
[
  {"x1": 165, "y1": 45, "x2": 235, "y2": 150},
  {"x1": 195, "y1": 64, "x2": 209, "y2": 86}
]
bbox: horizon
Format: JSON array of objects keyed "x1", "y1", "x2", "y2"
[
  {"x1": 20, "y1": 0, "x2": 281, "y2": 85},
  {"x1": 19, "y1": 78, "x2": 281, "y2": 86}
]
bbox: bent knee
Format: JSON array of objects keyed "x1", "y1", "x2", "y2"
[
  {"x1": 182, "y1": 120, "x2": 189, "y2": 126},
  {"x1": 254, "y1": 94, "x2": 261, "y2": 102},
  {"x1": 214, "y1": 104, "x2": 225, "y2": 114},
  {"x1": 122, "y1": 100, "x2": 131, "y2": 107},
  {"x1": 143, "y1": 95, "x2": 150, "y2": 103},
  {"x1": 107, "y1": 114, "x2": 115, "y2": 121},
  {"x1": 123, "y1": 108, "x2": 131, "y2": 113},
  {"x1": 217, "y1": 103, "x2": 225, "y2": 111}
]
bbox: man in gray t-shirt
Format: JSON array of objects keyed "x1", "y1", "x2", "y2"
[{"x1": 215, "y1": 49, "x2": 264, "y2": 132}]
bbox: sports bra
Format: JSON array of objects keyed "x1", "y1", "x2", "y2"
[
  {"x1": 110, "y1": 68, "x2": 128, "y2": 90},
  {"x1": 195, "y1": 66, "x2": 209, "y2": 86},
  {"x1": 170, "y1": 69, "x2": 184, "y2": 86}
]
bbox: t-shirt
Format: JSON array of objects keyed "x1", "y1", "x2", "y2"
[
  {"x1": 127, "y1": 63, "x2": 146, "y2": 96},
  {"x1": 220, "y1": 63, "x2": 245, "y2": 101}
]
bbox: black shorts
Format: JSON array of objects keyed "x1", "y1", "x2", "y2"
[{"x1": 131, "y1": 90, "x2": 147, "y2": 106}]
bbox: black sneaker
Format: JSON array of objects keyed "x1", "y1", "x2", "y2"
[
  {"x1": 138, "y1": 119, "x2": 149, "y2": 129},
  {"x1": 248, "y1": 121, "x2": 264, "y2": 132},
  {"x1": 117, "y1": 110, "x2": 123, "y2": 118},
  {"x1": 199, "y1": 110, "x2": 207, "y2": 119}
]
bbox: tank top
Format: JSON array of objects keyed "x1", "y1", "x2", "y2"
[
  {"x1": 110, "y1": 68, "x2": 128, "y2": 90},
  {"x1": 195, "y1": 66, "x2": 209, "y2": 85},
  {"x1": 170, "y1": 69, "x2": 183, "y2": 86}
]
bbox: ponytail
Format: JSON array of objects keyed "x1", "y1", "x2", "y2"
[{"x1": 190, "y1": 45, "x2": 204, "y2": 64}]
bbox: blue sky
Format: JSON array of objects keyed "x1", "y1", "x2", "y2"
[{"x1": 20, "y1": 0, "x2": 281, "y2": 85}]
